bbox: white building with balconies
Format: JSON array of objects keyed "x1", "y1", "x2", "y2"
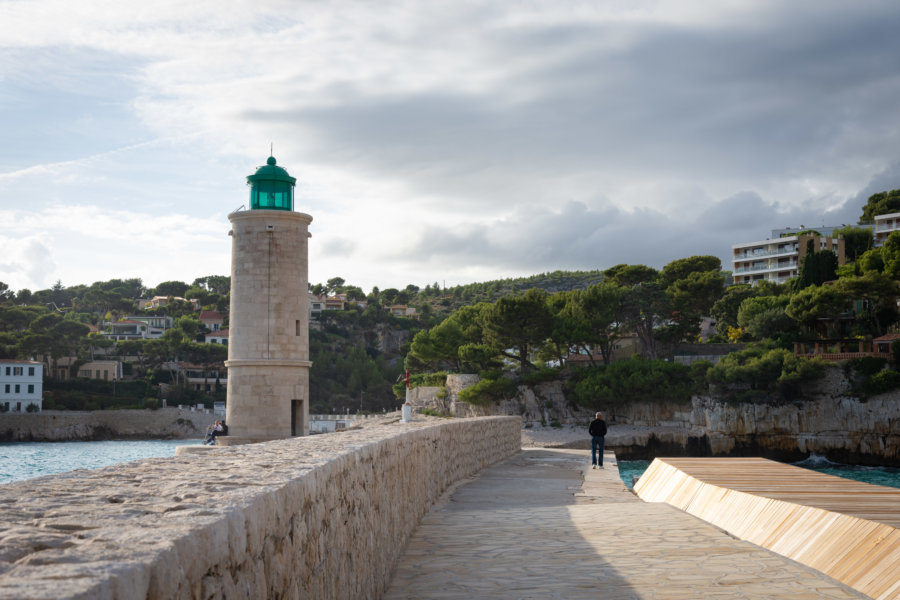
[
  {"x1": 732, "y1": 232, "x2": 844, "y2": 286},
  {"x1": 874, "y1": 212, "x2": 900, "y2": 246}
]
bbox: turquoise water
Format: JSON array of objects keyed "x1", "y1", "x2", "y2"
[
  {"x1": 618, "y1": 460, "x2": 651, "y2": 489},
  {"x1": 0, "y1": 440, "x2": 201, "y2": 485},
  {"x1": 619, "y1": 456, "x2": 900, "y2": 490}
]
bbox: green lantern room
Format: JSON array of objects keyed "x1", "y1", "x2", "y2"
[{"x1": 247, "y1": 156, "x2": 296, "y2": 211}]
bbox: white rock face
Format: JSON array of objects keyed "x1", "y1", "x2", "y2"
[{"x1": 0, "y1": 416, "x2": 521, "y2": 599}]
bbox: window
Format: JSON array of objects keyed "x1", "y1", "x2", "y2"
[
  {"x1": 14, "y1": 385, "x2": 20, "y2": 393},
  {"x1": 96, "y1": 370, "x2": 101, "y2": 379},
  {"x1": 296, "y1": 320, "x2": 301, "y2": 336},
  {"x1": 28, "y1": 367, "x2": 34, "y2": 376},
  {"x1": 79, "y1": 370, "x2": 91, "y2": 377},
  {"x1": 3, "y1": 385, "x2": 8, "y2": 393},
  {"x1": 4, "y1": 367, "x2": 8, "y2": 376},
  {"x1": 27, "y1": 384, "x2": 33, "y2": 394},
  {"x1": 13, "y1": 367, "x2": 22, "y2": 376}
]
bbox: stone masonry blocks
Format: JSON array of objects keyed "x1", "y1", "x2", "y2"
[
  {"x1": 227, "y1": 209, "x2": 313, "y2": 439},
  {"x1": 0, "y1": 416, "x2": 521, "y2": 599}
]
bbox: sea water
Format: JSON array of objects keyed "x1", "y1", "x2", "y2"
[
  {"x1": 618, "y1": 456, "x2": 900, "y2": 490},
  {"x1": 0, "y1": 439, "x2": 202, "y2": 485}
]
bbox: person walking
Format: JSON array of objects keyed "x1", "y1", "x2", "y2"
[{"x1": 589, "y1": 411, "x2": 607, "y2": 469}]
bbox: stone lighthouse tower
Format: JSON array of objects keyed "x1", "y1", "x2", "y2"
[{"x1": 224, "y1": 156, "x2": 313, "y2": 443}]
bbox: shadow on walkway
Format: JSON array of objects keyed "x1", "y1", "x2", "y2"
[
  {"x1": 383, "y1": 448, "x2": 867, "y2": 600},
  {"x1": 383, "y1": 449, "x2": 638, "y2": 599}
]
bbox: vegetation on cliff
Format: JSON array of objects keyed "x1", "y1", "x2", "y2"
[{"x1": 5, "y1": 189, "x2": 900, "y2": 414}]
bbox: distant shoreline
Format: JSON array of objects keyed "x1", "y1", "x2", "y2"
[{"x1": 0, "y1": 407, "x2": 218, "y2": 442}]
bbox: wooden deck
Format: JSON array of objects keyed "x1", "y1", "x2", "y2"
[{"x1": 635, "y1": 457, "x2": 900, "y2": 600}]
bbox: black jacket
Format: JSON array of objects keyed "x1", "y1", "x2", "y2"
[{"x1": 589, "y1": 419, "x2": 607, "y2": 437}]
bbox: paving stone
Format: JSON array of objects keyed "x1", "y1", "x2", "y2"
[{"x1": 384, "y1": 449, "x2": 868, "y2": 600}]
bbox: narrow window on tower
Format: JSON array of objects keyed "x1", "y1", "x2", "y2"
[{"x1": 295, "y1": 320, "x2": 300, "y2": 336}]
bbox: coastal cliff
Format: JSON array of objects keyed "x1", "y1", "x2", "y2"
[{"x1": 424, "y1": 372, "x2": 900, "y2": 466}]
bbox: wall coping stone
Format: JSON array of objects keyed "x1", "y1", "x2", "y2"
[{"x1": 0, "y1": 415, "x2": 521, "y2": 599}]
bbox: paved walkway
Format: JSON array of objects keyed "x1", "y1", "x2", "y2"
[{"x1": 383, "y1": 448, "x2": 868, "y2": 599}]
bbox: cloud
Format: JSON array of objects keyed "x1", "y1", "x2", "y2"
[
  {"x1": 0, "y1": 205, "x2": 230, "y2": 291},
  {"x1": 0, "y1": 234, "x2": 57, "y2": 291},
  {"x1": 4, "y1": 1, "x2": 900, "y2": 293}
]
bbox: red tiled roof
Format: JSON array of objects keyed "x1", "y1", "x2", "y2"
[{"x1": 874, "y1": 333, "x2": 900, "y2": 342}]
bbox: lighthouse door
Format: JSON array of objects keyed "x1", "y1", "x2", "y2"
[{"x1": 291, "y1": 399, "x2": 305, "y2": 436}]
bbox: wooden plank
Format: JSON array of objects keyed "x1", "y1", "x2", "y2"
[{"x1": 635, "y1": 457, "x2": 900, "y2": 600}]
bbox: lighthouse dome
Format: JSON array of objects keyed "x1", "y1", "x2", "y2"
[{"x1": 247, "y1": 156, "x2": 296, "y2": 211}]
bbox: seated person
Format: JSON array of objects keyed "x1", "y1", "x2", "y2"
[{"x1": 205, "y1": 420, "x2": 222, "y2": 445}]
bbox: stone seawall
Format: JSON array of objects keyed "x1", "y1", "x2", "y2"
[
  {"x1": 0, "y1": 408, "x2": 218, "y2": 442},
  {"x1": 0, "y1": 416, "x2": 521, "y2": 599}
]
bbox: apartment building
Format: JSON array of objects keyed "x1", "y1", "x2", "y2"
[
  {"x1": 0, "y1": 359, "x2": 43, "y2": 412},
  {"x1": 732, "y1": 232, "x2": 845, "y2": 286},
  {"x1": 874, "y1": 212, "x2": 900, "y2": 246}
]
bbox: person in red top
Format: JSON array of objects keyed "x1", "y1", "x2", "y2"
[{"x1": 588, "y1": 412, "x2": 608, "y2": 469}]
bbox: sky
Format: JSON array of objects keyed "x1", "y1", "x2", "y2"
[{"x1": 2, "y1": 0, "x2": 900, "y2": 295}]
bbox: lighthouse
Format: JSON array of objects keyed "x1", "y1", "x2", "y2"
[{"x1": 223, "y1": 156, "x2": 313, "y2": 443}]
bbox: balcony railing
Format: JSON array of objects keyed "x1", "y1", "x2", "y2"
[
  {"x1": 733, "y1": 245, "x2": 798, "y2": 260},
  {"x1": 734, "y1": 260, "x2": 798, "y2": 274}
]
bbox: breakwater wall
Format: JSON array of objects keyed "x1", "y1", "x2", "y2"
[
  {"x1": 0, "y1": 416, "x2": 521, "y2": 599},
  {"x1": 0, "y1": 408, "x2": 218, "y2": 442}
]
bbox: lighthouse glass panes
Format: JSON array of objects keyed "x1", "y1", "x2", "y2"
[{"x1": 250, "y1": 181, "x2": 293, "y2": 211}]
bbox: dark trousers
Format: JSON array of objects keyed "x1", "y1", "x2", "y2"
[{"x1": 591, "y1": 435, "x2": 605, "y2": 466}]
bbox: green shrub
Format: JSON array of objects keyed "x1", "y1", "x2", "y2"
[
  {"x1": 689, "y1": 360, "x2": 713, "y2": 394},
  {"x1": 458, "y1": 377, "x2": 517, "y2": 405},
  {"x1": 419, "y1": 407, "x2": 447, "y2": 417},
  {"x1": 25, "y1": 403, "x2": 39, "y2": 413},
  {"x1": 392, "y1": 371, "x2": 449, "y2": 399},
  {"x1": 849, "y1": 356, "x2": 887, "y2": 378},
  {"x1": 572, "y1": 357, "x2": 695, "y2": 409},
  {"x1": 707, "y1": 342, "x2": 826, "y2": 402},
  {"x1": 549, "y1": 420, "x2": 562, "y2": 428},
  {"x1": 865, "y1": 370, "x2": 900, "y2": 395},
  {"x1": 522, "y1": 367, "x2": 558, "y2": 386}
]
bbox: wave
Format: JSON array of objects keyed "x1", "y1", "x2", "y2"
[{"x1": 792, "y1": 453, "x2": 842, "y2": 468}]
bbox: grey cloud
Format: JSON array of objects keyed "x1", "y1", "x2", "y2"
[
  {"x1": 247, "y1": 2, "x2": 900, "y2": 213},
  {"x1": 698, "y1": 192, "x2": 774, "y2": 231},
  {"x1": 400, "y1": 200, "x2": 709, "y2": 274}
]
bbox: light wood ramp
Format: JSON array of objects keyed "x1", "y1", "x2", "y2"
[{"x1": 634, "y1": 457, "x2": 900, "y2": 600}]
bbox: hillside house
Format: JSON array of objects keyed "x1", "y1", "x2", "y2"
[
  {"x1": 388, "y1": 305, "x2": 417, "y2": 318},
  {"x1": 52, "y1": 358, "x2": 122, "y2": 382},
  {"x1": 206, "y1": 329, "x2": 229, "y2": 345},
  {"x1": 143, "y1": 296, "x2": 200, "y2": 310},
  {"x1": 0, "y1": 360, "x2": 43, "y2": 412},
  {"x1": 199, "y1": 310, "x2": 225, "y2": 331}
]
